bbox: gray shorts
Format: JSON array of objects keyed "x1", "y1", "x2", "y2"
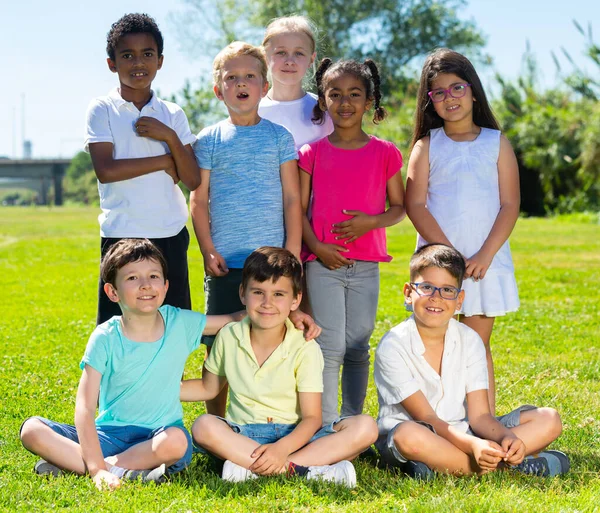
[{"x1": 376, "y1": 404, "x2": 537, "y2": 465}]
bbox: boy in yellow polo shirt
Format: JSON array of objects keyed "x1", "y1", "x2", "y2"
[{"x1": 181, "y1": 247, "x2": 377, "y2": 487}]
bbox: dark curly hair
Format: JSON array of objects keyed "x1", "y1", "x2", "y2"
[
  {"x1": 312, "y1": 58, "x2": 387, "y2": 125},
  {"x1": 106, "y1": 13, "x2": 164, "y2": 61}
]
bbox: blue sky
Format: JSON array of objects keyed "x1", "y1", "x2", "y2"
[{"x1": 2, "y1": 0, "x2": 599, "y2": 158}]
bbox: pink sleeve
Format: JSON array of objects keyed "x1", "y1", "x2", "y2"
[
  {"x1": 298, "y1": 143, "x2": 315, "y2": 175},
  {"x1": 385, "y1": 141, "x2": 403, "y2": 180}
]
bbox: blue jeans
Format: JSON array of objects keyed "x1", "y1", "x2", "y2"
[
  {"x1": 306, "y1": 260, "x2": 380, "y2": 424},
  {"x1": 23, "y1": 416, "x2": 193, "y2": 474}
]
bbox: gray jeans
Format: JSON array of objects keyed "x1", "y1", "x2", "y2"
[{"x1": 306, "y1": 260, "x2": 379, "y2": 424}]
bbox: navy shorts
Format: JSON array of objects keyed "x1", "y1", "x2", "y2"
[{"x1": 23, "y1": 416, "x2": 193, "y2": 474}]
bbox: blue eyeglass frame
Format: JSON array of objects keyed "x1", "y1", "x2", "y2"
[
  {"x1": 427, "y1": 83, "x2": 472, "y2": 103},
  {"x1": 410, "y1": 282, "x2": 461, "y2": 300}
]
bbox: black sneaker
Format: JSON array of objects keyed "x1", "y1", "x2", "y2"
[
  {"x1": 34, "y1": 459, "x2": 62, "y2": 477},
  {"x1": 400, "y1": 460, "x2": 434, "y2": 481},
  {"x1": 512, "y1": 451, "x2": 570, "y2": 476},
  {"x1": 122, "y1": 463, "x2": 167, "y2": 484}
]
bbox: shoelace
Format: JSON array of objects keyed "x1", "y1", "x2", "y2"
[{"x1": 515, "y1": 457, "x2": 548, "y2": 476}]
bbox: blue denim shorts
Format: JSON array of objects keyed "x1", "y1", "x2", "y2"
[
  {"x1": 193, "y1": 416, "x2": 344, "y2": 454},
  {"x1": 23, "y1": 416, "x2": 193, "y2": 474},
  {"x1": 376, "y1": 405, "x2": 537, "y2": 465}
]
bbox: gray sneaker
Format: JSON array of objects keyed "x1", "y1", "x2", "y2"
[
  {"x1": 123, "y1": 463, "x2": 167, "y2": 484},
  {"x1": 307, "y1": 460, "x2": 356, "y2": 488},
  {"x1": 400, "y1": 460, "x2": 434, "y2": 481},
  {"x1": 34, "y1": 459, "x2": 62, "y2": 477},
  {"x1": 513, "y1": 450, "x2": 570, "y2": 477},
  {"x1": 221, "y1": 460, "x2": 258, "y2": 483}
]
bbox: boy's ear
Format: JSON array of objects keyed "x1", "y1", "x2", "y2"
[
  {"x1": 213, "y1": 84, "x2": 224, "y2": 101},
  {"x1": 157, "y1": 54, "x2": 164, "y2": 70},
  {"x1": 239, "y1": 284, "x2": 246, "y2": 305},
  {"x1": 403, "y1": 282, "x2": 412, "y2": 303},
  {"x1": 261, "y1": 79, "x2": 269, "y2": 98},
  {"x1": 455, "y1": 289, "x2": 465, "y2": 312},
  {"x1": 107, "y1": 58, "x2": 117, "y2": 73},
  {"x1": 290, "y1": 292, "x2": 302, "y2": 312},
  {"x1": 104, "y1": 282, "x2": 120, "y2": 303}
]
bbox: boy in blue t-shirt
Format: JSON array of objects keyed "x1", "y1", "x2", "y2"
[
  {"x1": 190, "y1": 41, "x2": 305, "y2": 416},
  {"x1": 20, "y1": 239, "x2": 243, "y2": 491}
]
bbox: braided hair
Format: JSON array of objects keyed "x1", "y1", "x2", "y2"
[{"x1": 312, "y1": 58, "x2": 387, "y2": 125}]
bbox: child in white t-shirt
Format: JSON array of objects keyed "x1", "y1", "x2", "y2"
[
  {"x1": 258, "y1": 15, "x2": 333, "y2": 150},
  {"x1": 374, "y1": 244, "x2": 569, "y2": 479}
]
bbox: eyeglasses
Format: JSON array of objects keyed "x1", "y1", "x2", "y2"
[
  {"x1": 427, "y1": 83, "x2": 471, "y2": 103},
  {"x1": 410, "y1": 282, "x2": 461, "y2": 300}
]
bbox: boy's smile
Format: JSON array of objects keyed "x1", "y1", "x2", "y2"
[
  {"x1": 104, "y1": 258, "x2": 168, "y2": 316},
  {"x1": 214, "y1": 55, "x2": 268, "y2": 123},
  {"x1": 240, "y1": 277, "x2": 300, "y2": 333},
  {"x1": 107, "y1": 33, "x2": 163, "y2": 100},
  {"x1": 404, "y1": 267, "x2": 464, "y2": 333}
]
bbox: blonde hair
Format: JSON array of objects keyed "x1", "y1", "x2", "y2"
[
  {"x1": 262, "y1": 15, "x2": 317, "y2": 54},
  {"x1": 212, "y1": 41, "x2": 268, "y2": 86}
]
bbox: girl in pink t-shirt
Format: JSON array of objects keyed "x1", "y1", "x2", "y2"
[{"x1": 298, "y1": 58, "x2": 405, "y2": 424}]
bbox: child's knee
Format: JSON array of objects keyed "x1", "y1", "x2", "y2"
[
  {"x1": 392, "y1": 423, "x2": 429, "y2": 460},
  {"x1": 191, "y1": 414, "x2": 217, "y2": 445},
  {"x1": 20, "y1": 417, "x2": 46, "y2": 448},
  {"x1": 159, "y1": 427, "x2": 189, "y2": 460},
  {"x1": 353, "y1": 415, "x2": 378, "y2": 445},
  {"x1": 537, "y1": 407, "x2": 562, "y2": 440}
]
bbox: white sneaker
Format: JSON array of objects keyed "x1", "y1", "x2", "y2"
[
  {"x1": 221, "y1": 460, "x2": 258, "y2": 483},
  {"x1": 307, "y1": 460, "x2": 356, "y2": 488}
]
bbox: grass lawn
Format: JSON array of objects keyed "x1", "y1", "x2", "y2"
[{"x1": 0, "y1": 206, "x2": 598, "y2": 512}]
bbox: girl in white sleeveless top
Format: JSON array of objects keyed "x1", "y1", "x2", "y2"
[{"x1": 406, "y1": 49, "x2": 520, "y2": 413}]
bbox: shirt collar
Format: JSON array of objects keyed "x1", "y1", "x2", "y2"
[
  {"x1": 108, "y1": 87, "x2": 159, "y2": 111},
  {"x1": 408, "y1": 315, "x2": 458, "y2": 355},
  {"x1": 232, "y1": 316, "x2": 296, "y2": 361}
]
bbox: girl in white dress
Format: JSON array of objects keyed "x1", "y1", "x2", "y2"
[
  {"x1": 405, "y1": 49, "x2": 520, "y2": 414},
  {"x1": 259, "y1": 15, "x2": 333, "y2": 150}
]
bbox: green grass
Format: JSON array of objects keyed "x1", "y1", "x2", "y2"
[{"x1": 1, "y1": 206, "x2": 599, "y2": 512}]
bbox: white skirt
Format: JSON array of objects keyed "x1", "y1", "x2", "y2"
[{"x1": 459, "y1": 270, "x2": 519, "y2": 317}]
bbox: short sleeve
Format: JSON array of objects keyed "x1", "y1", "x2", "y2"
[
  {"x1": 298, "y1": 143, "x2": 316, "y2": 174},
  {"x1": 295, "y1": 341, "x2": 324, "y2": 393},
  {"x1": 80, "y1": 327, "x2": 110, "y2": 375},
  {"x1": 204, "y1": 328, "x2": 227, "y2": 377},
  {"x1": 385, "y1": 141, "x2": 403, "y2": 180},
  {"x1": 464, "y1": 329, "x2": 489, "y2": 393},
  {"x1": 171, "y1": 107, "x2": 197, "y2": 147},
  {"x1": 374, "y1": 333, "x2": 420, "y2": 404},
  {"x1": 193, "y1": 127, "x2": 214, "y2": 170},
  {"x1": 84, "y1": 99, "x2": 113, "y2": 152},
  {"x1": 277, "y1": 125, "x2": 298, "y2": 165},
  {"x1": 174, "y1": 308, "x2": 207, "y2": 353}
]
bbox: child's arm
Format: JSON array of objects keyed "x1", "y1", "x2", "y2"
[
  {"x1": 331, "y1": 170, "x2": 406, "y2": 243},
  {"x1": 464, "y1": 136, "x2": 520, "y2": 280},
  {"x1": 405, "y1": 137, "x2": 454, "y2": 247},
  {"x1": 401, "y1": 390, "x2": 506, "y2": 471},
  {"x1": 299, "y1": 169, "x2": 354, "y2": 270},
  {"x1": 180, "y1": 368, "x2": 227, "y2": 402},
  {"x1": 74, "y1": 365, "x2": 121, "y2": 491},
  {"x1": 89, "y1": 142, "x2": 178, "y2": 184},
  {"x1": 280, "y1": 159, "x2": 303, "y2": 262},
  {"x1": 134, "y1": 117, "x2": 201, "y2": 190},
  {"x1": 203, "y1": 311, "x2": 247, "y2": 336},
  {"x1": 249, "y1": 392, "x2": 322, "y2": 475},
  {"x1": 466, "y1": 389, "x2": 525, "y2": 465},
  {"x1": 190, "y1": 169, "x2": 229, "y2": 277}
]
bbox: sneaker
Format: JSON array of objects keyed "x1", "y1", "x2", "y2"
[
  {"x1": 306, "y1": 460, "x2": 356, "y2": 488},
  {"x1": 512, "y1": 450, "x2": 570, "y2": 477},
  {"x1": 34, "y1": 459, "x2": 62, "y2": 477},
  {"x1": 400, "y1": 460, "x2": 434, "y2": 481},
  {"x1": 221, "y1": 460, "x2": 258, "y2": 483},
  {"x1": 123, "y1": 463, "x2": 167, "y2": 484}
]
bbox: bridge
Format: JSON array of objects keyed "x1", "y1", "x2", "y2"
[{"x1": 0, "y1": 159, "x2": 71, "y2": 205}]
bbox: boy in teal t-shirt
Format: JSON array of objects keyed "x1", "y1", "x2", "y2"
[{"x1": 19, "y1": 239, "x2": 244, "y2": 490}]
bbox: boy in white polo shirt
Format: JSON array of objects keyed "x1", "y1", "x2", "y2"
[
  {"x1": 374, "y1": 244, "x2": 569, "y2": 479},
  {"x1": 85, "y1": 13, "x2": 200, "y2": 324},
  {"x1": 181, "y1": 247, "x2": 377, "y2": 487}
]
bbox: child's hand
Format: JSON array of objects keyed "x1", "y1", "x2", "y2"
[
  {"x1": 465, "y1": 249, "x2": 494, "y2": 281},
  {"x1": 92, "y1": 469, "x2": 121, "y2": 491},
  {"x1": 315, "y1": 242, "x2": 355, "y2": 270},
  {"x1": 289, "y1": 309, "x2": 322, "y2": 340},
  {"x1": 135, "y1": 116, "x2": 175, "y2": 143},
  {"x1": 500, "y1": 434, "x2": 526, "y2": 466},
  {"x1": 249, "y1": 443, "x2": 289, "y2": 475},
  {"x1": 331, "y1": 210, "x2": 376, "y2": 244},
  {"x1": 202, "y1": 248, "x2": 229, "y2": 277},
  {"x1": 471, "y1": 438, "x2": 505, "y2": 471}
]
